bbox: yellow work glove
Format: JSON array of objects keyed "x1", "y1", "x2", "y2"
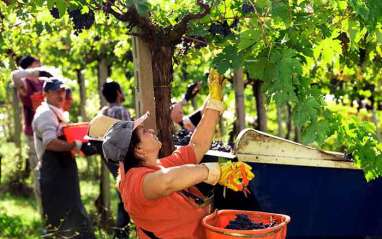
[
  {"x1": 202, "y1": 162, "x2": 255, "y2": 192},
  {"x1": 206, "y1": 69, "x2": 227, "y2": 114},
  {"x1": 218, "y1": 162, "x2": 255, "y2": 192},
  {"x1": 207, "y1": 69, "x2": 226, "y2": 101}
]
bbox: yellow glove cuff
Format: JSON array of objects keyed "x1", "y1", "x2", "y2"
[
  {"x1": 206, "y1": 99, "x2": 226, "y2": 115},
  {"x1": 202, "y1": 163, "x2": 221, "y2": 185}
]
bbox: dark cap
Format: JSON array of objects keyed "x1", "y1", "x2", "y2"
[
  {"x1": 102, "y1": 111, "x2": 150, "y2": 162},
  {"x1": 19, "y1": 56, "x2": 39, "y2": 69},
  {"x1": 43, "y1": 78, "x2": 66, "y2": 92}
]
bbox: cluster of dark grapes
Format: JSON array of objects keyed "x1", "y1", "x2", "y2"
[
  {"x1": 225, "y1": 214, "x2": 277, "y2": 230},
  {"x1": 180, "y1": 36, "x2": 207, "y2": 55},
  {"x1": 241, "y1": 3, "x2": 254, "y2": 14},
  {"x1": 210, "y1": 141, "x2": 233, "y2": 153},
  {"x1": 173, "y1": 129, "x2": 192, "y2": 146},
  {"x1": 50, "y1": 7, "x2": 60, "y2": 19},
  {"x1": 67, "y1": 8, "x2": 95, "y2": 35},
  {"x1": 209, "y1": 20, "x2": 232, "y2": 37}
]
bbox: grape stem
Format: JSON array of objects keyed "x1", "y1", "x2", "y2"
[
  {"x1": 182, "y1": 35, "x2": 221, "y2": 50},
  {"x1": 246, "y1": 0, "x2": 271, "y2": 47}
]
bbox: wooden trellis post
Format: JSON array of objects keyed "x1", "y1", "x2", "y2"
[
  {"x1": 132, "y1": 27, "x2": 157, "y2": 131},
  {"x1": 234, "y1": 67, "x2": 246, "y2": 132},
  {"x1": 97, "y1": 57, "x2": 112, "y2": 226}
]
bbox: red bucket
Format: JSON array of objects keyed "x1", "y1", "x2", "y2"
[
  {"x1": 62, "y1": 123, "x2": 89, "y2": 143},
  {"x1": 202, "y1": 210, "x2": 290, "y2": 239},
  {"x1": 63, "y1": 123, "x2": 90, "y2": 155}
]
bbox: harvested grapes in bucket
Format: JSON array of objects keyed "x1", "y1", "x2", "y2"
[{"x1": 224, "y1": 214, "x2": 277, "y2": 230}]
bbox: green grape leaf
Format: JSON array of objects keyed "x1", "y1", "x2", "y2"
[
  {"x1": 256, "y1": 0, "x2": 272, "y2": 8},
  {"x1": 347, "y1": 19, "x2": 359, "y2": 42},
  {"x1": 44, "y1": 22, "x2": 52, "y2": 34},
  {"x1": 212, "y1": 46, "x2": 243, "y2": 74},
  {"x1": 320, "y1": 38, "x2": 342, "y2": 63},
  {"x1": 337, "y1": 1, "x2": 348, "y2": 10},
  {"x1": 35, "y1": 0, "x2": 45, "y2": 7},
  {"x1": 125, "y1": 0, "x2": 134, "y2": 7},
  {"x1": 238, "y1": 29, "x2": 262, "y2": 50},
  {"x1": 376, "y1": 28, "x2": 382, "y2": 44},
  {"x1": 246, "y1": 57, "x2": 274, "y2": 81},
  {"x1": 349, "y1": 0, "x2": 369, "y2": 22},
  {"x1": 56, "y1": 0, "x2": 67, "y2": 17},
  {"x1": 47, "y1": 0, "x2": 55, "y2": 9},
  {"x1": 291, "y1": 97, "x2": 321, "y2": 129},
  {"x1": 271, "y1": 48, "x2": 303, "y2": 84},
  {"x1": 272, "y1": 3, "x2": 290, "y2": 27},
  {"x1": 297, "y1": 0, "x2": 305, "y2": 5},
  {"x1": 35, "y1": 22, "x2": 44, "y2": 35},
  {"x1": 302, "y1": 119, "x2": 330, "y2": 146},
  {"x1": 133, "y1": 0, "x2": 150, "y2": 17}
]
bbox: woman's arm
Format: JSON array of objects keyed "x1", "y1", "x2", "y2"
[
  {"x1": 189, "y1": 70, "x2": 226, "y2": 163},
  {"x1": 11, "y1": 69, "x2": 40, "y2": 96},
  {"x1": 189, "y1": 108, "x2": 220, "y2": 162},
  {"x1": 143, "y1": 164, "x2": 209, "y2": 200}
]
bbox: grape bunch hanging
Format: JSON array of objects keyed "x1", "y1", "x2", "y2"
[
  {"x1": 50, "y1": 7, "x2": 60, "y2": 19},
  {"x1": 180, "y1": 35, "x2": 207, "y2": 56},
  {"x1": 225, "y1": 214, "x2": 277, "y2": 230},
  {"x1": 67, "y1": 8, "x2": 95, "y2": 35},
  {"x1": 241, "y1": 3, "x2": 254, "y2": 14}
]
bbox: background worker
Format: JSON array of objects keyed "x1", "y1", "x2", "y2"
[
  {"x1": 170, "y1": 82, "x2": 203, "y2": 132},
  {"x1": 98, "y1": 81, "x2": 132, "y2": 238},
  {"x1": 102, "y1": 70, "x2": 254, "y2": 239},
  {"x1": 32, "y1": 78, "x2": 97, "y2": 239},
  {"x1": 11, "y1": 55, "x2": 52, "y2": 215}
]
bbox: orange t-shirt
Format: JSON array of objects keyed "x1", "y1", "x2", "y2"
[{"x1": 120, "y1": 146, "x2": 209, "y2": 239}]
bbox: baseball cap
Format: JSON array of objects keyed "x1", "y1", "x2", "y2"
[
  {"x1": 43, "y1": 78, "x2": 66, "y2": 92},
  {"x1": 102, "y1": 111, "x2": 150, "y2": 162}
]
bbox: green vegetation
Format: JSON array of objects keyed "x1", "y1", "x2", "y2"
[{"x1": 0, "y1": 139, "x2": 137, "y2": 239}]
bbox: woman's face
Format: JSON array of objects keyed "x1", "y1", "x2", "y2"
[{"x1": 135, "y1": 126, "x2": 162, "y2": 155}]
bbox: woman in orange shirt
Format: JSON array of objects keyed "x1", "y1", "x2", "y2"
[{"x1": 102, "y1": 70, "x2": 254, "y2": 239}]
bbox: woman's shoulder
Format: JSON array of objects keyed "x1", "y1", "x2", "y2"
[{"x1": 126, "y1": 166, "x2": 156, "y2": 179}]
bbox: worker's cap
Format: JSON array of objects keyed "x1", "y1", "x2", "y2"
[
  {"x1": 103, "y1": 111, "x2": 150, "y2": 162},
  {"x1": 43, "y1": 78, "x2": 66, "y2": 92}
]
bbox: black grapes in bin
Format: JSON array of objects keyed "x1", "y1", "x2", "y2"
[{"x1": 224, "y1": 214, "x2": 277, "y2": 230}]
